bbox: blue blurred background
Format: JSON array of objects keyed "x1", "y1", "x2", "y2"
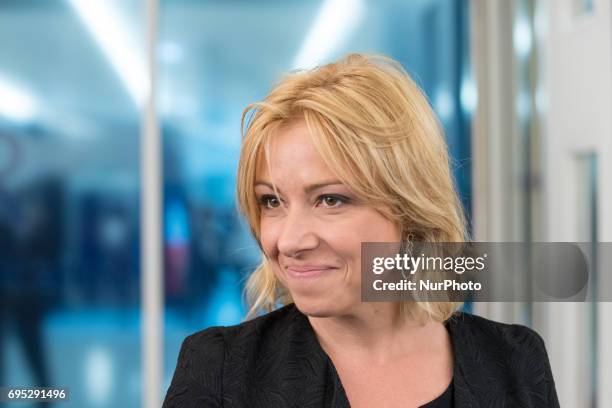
[
  {"x1": 0, "y1": 1, "x2": 470, "y2": 406},
  {"x1": 0, "y1": 0, "x2": 612, "y2": 408}
]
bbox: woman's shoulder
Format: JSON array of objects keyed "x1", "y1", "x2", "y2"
[
  {"x1": 181, "y1": 304, "x2": 304, "y2": 356},
  {"x1": 447, "y1": 310, "x2": 549, "y2": 356},
  {"x1": 447, "y1": 311, "x2": 559, "y2": 407},
  {"x1": 163, "y1": 304, "x2": 303, "y2": 408},
  {"x1": 184, "y1": 303, "x2": 301, "y2": 349}
]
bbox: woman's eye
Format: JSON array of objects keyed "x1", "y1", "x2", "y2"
[
  {"x1": 258, "y1": 195, "x2": 281, "y2": 209},
  {"x1": 319, "y1": 195, "x2": 347, "y2": 208}
]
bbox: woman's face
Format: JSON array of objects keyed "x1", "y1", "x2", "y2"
[{"x1": 255, "y1": 120, "x2": 400, "y2": 317}]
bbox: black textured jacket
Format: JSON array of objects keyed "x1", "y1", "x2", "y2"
[{"x1": 163, "y1": 303, "x2": 560, "y2": 407}]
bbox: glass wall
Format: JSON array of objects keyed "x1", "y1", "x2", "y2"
[
  {"x1": 0, "y1": 1, "x2": 142, "y2": 406},
  {"x1": 0, "y1": 1, "x2": 473, "y2": 405},
  {"x1": 574, "y1": 152, "x2": 599, "y2": 408},
  {"x1": 159, "y1": 0, "x2": 473, "y2": 392}
]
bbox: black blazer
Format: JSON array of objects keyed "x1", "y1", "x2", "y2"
[{"x1": 163, "y1": 303, "x2": 560, "y2": 407}]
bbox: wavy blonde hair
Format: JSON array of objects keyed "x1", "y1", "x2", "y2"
[{"x1": 237, "y1": 53, "x2": 468, "y2": 323}]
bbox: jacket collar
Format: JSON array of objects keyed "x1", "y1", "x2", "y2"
[
  {"x1": 446, "y1": 312, "x2": 480, "y2": 407},
  {"x1": 287, "y1": 305, "x2": 481, "y2": 407}
]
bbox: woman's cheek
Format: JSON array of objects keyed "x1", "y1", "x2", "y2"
[{"x1": 258, "y1": 221, "x2": 273, "y2": 255}]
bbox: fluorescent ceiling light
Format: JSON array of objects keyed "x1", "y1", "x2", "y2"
[
  {"x1": 0, "y1": 77, "x2": 37, "y2": 122},
  {"x1": 460, "y1": 75, "x2": 478, "y2": 114},
  {"x1": 68, "y1": 0, "x2": 146, "y2": 106},
  {"x1": 159, "y1": 41, "x2": 184, "y2": 65},
  {"x1": 292, "y1": 0, "x2": 365, "y2": 70},
  {"x1": 513, "y1": 16, "x2": 532, "y2": 59},
  {"x1": 434, "y1": 87, "x2": 453, "y2": 122}
]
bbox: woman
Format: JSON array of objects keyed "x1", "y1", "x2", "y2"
[{"x1": 163, "y1": 54, "x2": 559, "y2": 407}]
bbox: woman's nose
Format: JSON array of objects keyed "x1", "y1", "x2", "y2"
[{"x1": 276, "y1": 208, "x2": 319, "y2": 257}]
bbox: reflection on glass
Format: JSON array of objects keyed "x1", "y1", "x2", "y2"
[
  {"x1": 575, "y1": 152, "x2": 598, "y2": 408},
  {"x1": 0, "y1": 1, "x2": 142, "y2": 407},
  {"x1": 573, "y1": 0, "x2": 594, "y2": 17}
]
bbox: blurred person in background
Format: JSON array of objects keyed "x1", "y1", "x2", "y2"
[{"x1": 0, "y1": 174, "x2": 63, "y2": 404}]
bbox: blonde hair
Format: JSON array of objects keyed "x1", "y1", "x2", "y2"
[{"x1": 237, "y1": 53, "x2": 468, "y2": 323}]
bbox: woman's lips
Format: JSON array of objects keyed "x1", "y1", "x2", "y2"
[{"x1": 285, "y1": 265, "x2": 338, "y2": 278}]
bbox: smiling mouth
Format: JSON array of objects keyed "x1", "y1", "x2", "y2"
[{"x1": 285, "y1": 265, "x2": 338, "y2": 278}]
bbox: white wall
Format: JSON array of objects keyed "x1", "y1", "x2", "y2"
[
  {"x1": 471, "y1": 0, "x2": 612, "y2": 406},
  {"x1": 537, "y1": 0, "x2": 612, "y2": 406}
]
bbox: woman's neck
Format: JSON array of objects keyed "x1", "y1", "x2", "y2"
[{"x1": 306, "y1": 303, "x2": 446, "y2": 365}]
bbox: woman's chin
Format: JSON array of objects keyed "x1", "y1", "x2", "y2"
[{"x1": 292, "y1": 297, "x2": 342, "y2": 318}]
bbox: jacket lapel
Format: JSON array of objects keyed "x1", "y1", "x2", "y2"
[
  {"x1": 446, "y1": 312, "x2": 482, "y2": 407},
  {"x1": 290, "y1": 307, "x2": 484, "y2": 408},
  {"x1": 282, "y1": 307, "x2": 350, "y2": 407}
]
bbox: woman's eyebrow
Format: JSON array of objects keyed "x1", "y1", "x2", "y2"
[
  {"x1": 303, "y1": 181, "x2": 345, "y2": 193},
  {"x1": 254, "y1": 180, "x2": 345, "y2": 194}
]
